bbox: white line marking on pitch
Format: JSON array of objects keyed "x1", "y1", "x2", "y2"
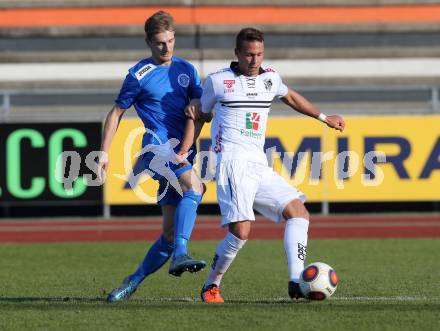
[
  {"x1": 330, "y1": 296, "x2": 437, "y2": 301},
  {"x1": 145, "y1": 296, "x2": 439, "y2": 303},
  {"x1": 270, "y1": 296, "x2": 439, "y2": 302}
]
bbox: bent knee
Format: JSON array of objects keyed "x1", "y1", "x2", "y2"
[
  {"x1": 179, "y1": 171, "x2": 204, "y2": 195},
  {"x1": 233, "y1": 229, "x2": 250, "y2": 241},
  {"x1": 228, "y1": 221, "x2": 251, "y2": 240},
  {"x1": 283, "y1": 199, "x2": 310, "y2": 220}
]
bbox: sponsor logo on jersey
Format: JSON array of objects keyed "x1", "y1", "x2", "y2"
[
  {"x1": 223, "y1": 80, "x2": 235, "y2": 93},
  {"x1": 245, "y1": 77, "x2": 256, "y2": 89},
  {"x1": 239, "y1": 129, "x2": 262, "y2": 139},
  {"x1": 246, "y1": 92, "x2": 258, "y2": 97},
  {"x1": 263, "y1": 78, "x2": 273, "y2": 91},
  {"x1": 214, "y1": 124, "x2": 223, "y2": 153},
  {"x1": 178, "y1": 73, "x2": 190, "y2": 88},
  {"x1": 135, "y1": 64, "x2": 156, "y2": 80},
  {"x1": 246, "y1": 112, "x2": 260, "y2": 130},
  {"x1": 241, "y1": 112, "x2": 263, "y2": 139},
  {"x1": 265, "y1": 67, "x2": 275, "y2": 72},
  {"x1": 223, "y1": 80, "x2": 235, "y2": 88}
]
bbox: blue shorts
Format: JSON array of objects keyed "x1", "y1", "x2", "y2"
[{"x1": 142, "y1": 152, "x2": 193, "y2": 206}]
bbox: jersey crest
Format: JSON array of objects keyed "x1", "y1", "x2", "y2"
[
  {"x1": 178, "y1": 73, "x2": 190, "y2": 87},
  {"x1": 263, "y1": 78, "x2": 273, "y2": 91}
]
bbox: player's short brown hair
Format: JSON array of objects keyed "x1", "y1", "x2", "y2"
[
  {"x1": 236, "y1": 28, "x2": 264, "y2": 50},
  {"x1": 144, "y1": 11, "x2": 175, "y2": 41}
]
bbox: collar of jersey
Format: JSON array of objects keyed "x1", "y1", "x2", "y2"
[
  {"x1": 148, "y1": 56, "x2": 175, "y2": 67},
  {"x1": 230, "y1": 61, "x2": 266, "y2": 76}
]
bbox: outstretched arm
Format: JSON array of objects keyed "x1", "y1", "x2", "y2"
[{"x1": 280, "y1": 88, "x2": 345, "y2": 132}]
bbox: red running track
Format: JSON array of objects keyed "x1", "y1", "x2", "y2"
[{"x1": 0, "y1": 214, "x2": 439, "y2": 243}]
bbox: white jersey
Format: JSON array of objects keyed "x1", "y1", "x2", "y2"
[{"x1": 201, "y1": 62, "x2": 288, "y2": 165}]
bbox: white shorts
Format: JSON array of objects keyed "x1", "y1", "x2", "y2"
[{"x1": 216, "y1": 159, "x2": 306, "y2": 227}]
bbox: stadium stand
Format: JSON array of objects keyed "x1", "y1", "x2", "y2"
[{"x1": 1, "y1": 0, "x2": 440, "y2": 121}]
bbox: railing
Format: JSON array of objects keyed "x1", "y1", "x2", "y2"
[
  {"x1": 0, "y1": 88, "x2": 118, "y2": 122},
  {"x1": 1, "y1": 85, "x2": 439, "y2": 122}
]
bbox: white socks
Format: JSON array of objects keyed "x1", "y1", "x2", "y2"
[
  {"x1": 284, "y1": 217, "x2": 309, "y2": 282},
  {"x1": 205, "y1": 231, "x2": 247, "y2": 287},
  {"x1": 204, "y1": 218, "x2": 309, "y2": 287}
]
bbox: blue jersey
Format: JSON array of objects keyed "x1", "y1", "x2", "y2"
[{"x1": 115, "y1": 56, "x2": 202, "y2": 149}]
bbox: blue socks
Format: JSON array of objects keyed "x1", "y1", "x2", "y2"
[
  {"x1": 131, "y1": 235, "x2": 174, "y2": 284},
  {"x1": 173, "y1": 190, "x2": 202, "y2": 258},
  {"x1": 129, "y1": 190, "x2": 201, "y2": 284}
]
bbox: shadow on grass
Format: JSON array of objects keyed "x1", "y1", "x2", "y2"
[
  {"x1": 0, "y1": 297, "x2": 106, "y2": 303},
  {"x1": 0, "y1": 296, "x2": 199, "y2": 308},
  {"x1": 0, "y1": 297, "x2": 302, "y2": 305},
  {"x1": 0, "y1": 297, "x2": 439, "y2": 313}
]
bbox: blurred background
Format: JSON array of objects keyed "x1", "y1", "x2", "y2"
[{"x1": 1, "y1": 0, "x2": 440, "y2": 218}]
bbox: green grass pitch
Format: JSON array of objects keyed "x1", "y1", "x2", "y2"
[{"x1": 1, "y1": 238, "x2": 439, "y2": 330}]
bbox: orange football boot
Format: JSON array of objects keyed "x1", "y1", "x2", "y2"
[{"x1": 201, "y1": 284, "x2": 224, "y2": 303}]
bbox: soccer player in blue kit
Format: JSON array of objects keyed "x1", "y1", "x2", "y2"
[{"x1": 100, "y1": 11, "x2": 207, "y2": 302}]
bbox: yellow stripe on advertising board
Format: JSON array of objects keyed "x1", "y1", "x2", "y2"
[
  {"x1": 105, "y1": 116, "x2": 440, "y2": 204},
  {"x1": 105, "y1": 118, "x2": 159, "y2": 205}
]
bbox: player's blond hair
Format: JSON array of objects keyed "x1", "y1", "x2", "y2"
[{"x1": 144, "y1": 11, "x2": 175, "y2": 41}]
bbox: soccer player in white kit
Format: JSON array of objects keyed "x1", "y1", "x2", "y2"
[{"x1": 181, "y1": 28, "x2": 345, "y2": 302}]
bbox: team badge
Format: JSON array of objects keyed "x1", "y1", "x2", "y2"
[
  {"x1": 263, "y1": 78, "x2": 272, "y2": 91},
  {"x1": 178, "y1": 74, "x2": 190, "y2": 87}
]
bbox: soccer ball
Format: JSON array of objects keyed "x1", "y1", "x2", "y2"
[{"x1": 299, "y1": 262, "x2": 338, "y2": 300}]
